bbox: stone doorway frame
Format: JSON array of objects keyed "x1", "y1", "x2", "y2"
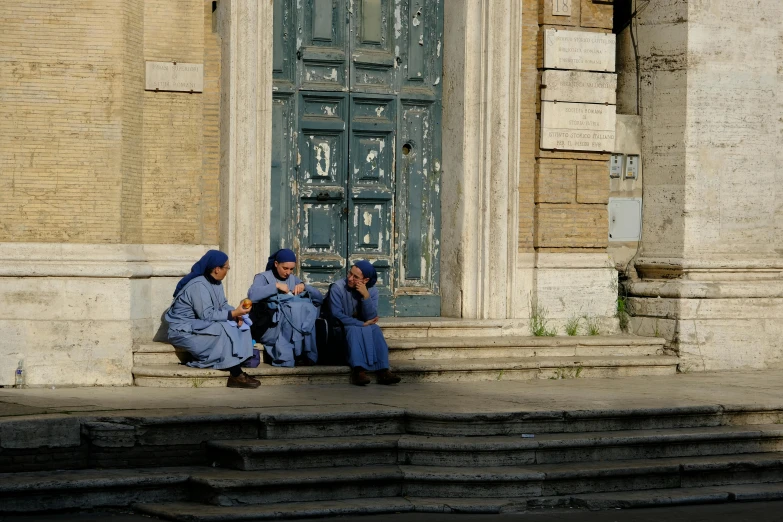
[{"x1": 217, "y1": 0, "x2": 524, "y2": 320}]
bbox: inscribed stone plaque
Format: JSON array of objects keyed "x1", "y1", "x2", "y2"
[
  {"x1": 540, "y1": 101, "x2": 616, "y2": 152},
  {"x1": 552, "y1": 0, "x2": 572, "y2": 16},
  {"x1": 145, "y1": 62, "x2": 203, "y2": 92},
  {"x1": 543, "y1": 29, "x2": 616, "y2": 72},
  {"x1": 541, "y1": 70, "x2": 616, "y2": 104}
]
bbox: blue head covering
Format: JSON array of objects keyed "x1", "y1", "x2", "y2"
[
  {"x1": 353, "y1": 260, "x2": 378, "y2": 289},
  {"x1": 173, "y1": 249, "x2": 229, "y2": 296},
  {"x1": 266, "y1": 248, "x2": 297, "y2": 272}
]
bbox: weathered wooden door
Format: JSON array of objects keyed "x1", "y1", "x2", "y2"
[{"x1": 271, "y1": 0, "x2": 442, "y2": 317}]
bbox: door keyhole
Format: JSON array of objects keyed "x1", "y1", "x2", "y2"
[{"x1": 402, "y1": 143, "x2": 412, "y2": 156}]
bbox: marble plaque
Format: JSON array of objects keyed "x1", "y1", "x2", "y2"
[
  {"x1": 552, "y1": 0, "x2": 572, "y2": 16},
  {"x1": 541, "y1": 70, "x2": 617, "y2": 104},
  {"x1": 544, "y1": 29, "x2": 616, "y2": 72},
  {"x1": 145, "y1": 62, "x2": 203, "y2": 92},
  {"x1": 540, "y1": 101, "x2": 616, "y2": 152}
]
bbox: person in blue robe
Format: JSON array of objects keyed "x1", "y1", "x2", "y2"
[
  {"x1": 247, "y1": 249, "x2": 324, "y2": 367},
  {"x1": 324, "y1": 260, "x2": 401, "y2": 386},
  {"x1": 165, "y1": 250, "x2": 259, "y2": 389}
]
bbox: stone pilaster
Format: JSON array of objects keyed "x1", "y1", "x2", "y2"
[
  {"x1": 441, "y1": 0, "x2": 525, "y2": 319},
  {"x1": 217, "y1": 0, "x2": 273, "y2": 302}
]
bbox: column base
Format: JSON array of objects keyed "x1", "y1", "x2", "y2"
[{"x1": 628, "y1": 279, "x2": 783, "y2": 371}]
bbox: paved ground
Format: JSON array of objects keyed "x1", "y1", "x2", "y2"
[
  {"x1": 2, "y1": 502, "x2": 783, "y2": 522},
  {"x1": 0, "y1": 369, "x2": 782, "y2": 420}
]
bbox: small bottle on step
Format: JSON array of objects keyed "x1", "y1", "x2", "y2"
[{"x1": 14, "y1": 360, "x2": 24, "y2": 389}]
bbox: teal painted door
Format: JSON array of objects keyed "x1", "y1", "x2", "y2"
[{"x1": 271, "y1": 0, "x2": 442, "y2": 317}]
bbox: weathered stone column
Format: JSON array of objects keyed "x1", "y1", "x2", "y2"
[
  {"x1": 441, "y1": 0, "x2": 524, "y2": 319},
  {"x1": 218, "y1": 0, "x2": 273, "y2": 302},
  {"x1": 625, "y1": 0, "x2": 783, "y2": 370}
]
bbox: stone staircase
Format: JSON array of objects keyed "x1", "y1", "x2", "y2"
[
  {"x1": 2, "y1": 406, "x2": 783, "y2": 518},
  {"x1": 133, "y1": 319, "x2": 676, "y2": 386}
]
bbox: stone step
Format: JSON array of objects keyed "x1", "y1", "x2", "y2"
[
  {"x1": 0, "y1": 467, "x2": 194, "y2": 513},
  {"x1": 186, "y1": 452, "x2": 783, "y2": 505},
  {"x1": 132, "y1": 355, "x2": 677, "y2": 387},
  {"x1": 133, "y1": 482, "x2": 783, "y2": 520},
  {"x1": 5, "y1": 461, "x2": 781, "y2": 517},
  {"x1": 388, "y1": 335, "x2": 664, "y2": 360},
  {"x1": 133, "y1": 335, "x2": 664, "y2": 365},
  {"x1": 379, "y1": 318, "x2": 529, "y2": 339},
  {"x1": 206, "y1": 425, "x2": 783, "y2": 471}
]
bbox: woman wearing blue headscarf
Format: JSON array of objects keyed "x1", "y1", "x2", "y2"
[
  {"x1": 247, "y1": 249, "x2": 324, "y2": 367},
  {"x1": 165, "y1": 250, "x2": 258, "y2": 389},
  {"x1": 324, "y1": 260, "x2": 401, "y2": 386}
]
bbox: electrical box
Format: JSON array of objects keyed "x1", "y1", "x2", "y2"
[
  {"x1": 624, "y1": 154, "x2": 639, "y2": 180},
  {"x1": 608, "y1": 197, "x2": 642, "y2": 242},
  {"x1": 610, "y1": 154, "x2": 624, "y2": 179}
]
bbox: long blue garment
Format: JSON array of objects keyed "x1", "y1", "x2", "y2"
[
  {"x1": 247, "y1": 270, "x2": 324, "y2": 367},
  {"x1": 325, "y1": 279, "x2": 389, "y2": 371},
  {"x1": 165, "y1": 276, "x2": 253, "y2": 369}
]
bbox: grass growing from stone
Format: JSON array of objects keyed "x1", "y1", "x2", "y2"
[
  {"x1": 530, "y1": 304, "x2": 557, "y2": 337},
  {"x1": 617, "y1": 296, "x2": 630, "y2": 333},
  {"x1": 584, "y1": 315, "x2": 601, "y2": 336},
  {"x1": 565, "y1": 316, "x2": 581, "y2": 336}
]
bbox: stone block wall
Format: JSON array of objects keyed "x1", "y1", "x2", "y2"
[
  {"x1": 0, "y1": 0, "x2": 219, "y2": 245},
  {"x1": 517, "y1": 0, "x2": 617, "y2": 329},
  {"x1": 531, "y1": 1, "x2": 612, "y2": 254}
]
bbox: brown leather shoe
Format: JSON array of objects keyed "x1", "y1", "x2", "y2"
[
  {"x1": 242, "y1": 372, "x2": 261, "y2": 385},
  {"x1": 227, "y1": 373, "x2": 260, "y2": 389},
  {"x1": 351, "y1": 367, "x2": 371, "y2": 386},
  {"x1": 376, "y1": 369, "x2": 401, "y2": 385}
]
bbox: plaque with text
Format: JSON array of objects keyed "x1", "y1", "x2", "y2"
[
  {"x1": 541, "y1": 70, "x2": 617, "y2": 104},
  {"x1": 543, "y1": 29, "x2": 616, "y2": 72},
  {"x1": 552, "y1": 0, "x2": 572, "y2": 16},
  {"x1": 145, "y1": 62, "x2": 203, "y2": 93},
  {"x1": 540, "y1": 101, "x2": 616, "y2": 152}
]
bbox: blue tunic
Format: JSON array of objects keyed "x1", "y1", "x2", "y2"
[
  {"x1": 247, "y1": 270, "x2": 324, "y2": 367},
  {"x1": 325, "y1": 279, "x2": 389, "y2": 371},
  {"x1": 165, "y1": 276, "x2": 253, "y2": 370}
]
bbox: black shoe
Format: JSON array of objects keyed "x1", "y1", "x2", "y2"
[
  {"x1": 376, "y1": 369, "x2": 401, "y2": 385},
  {"x1": 227, "y1": 374, "x2": 260, "y2": 389},
  {"x1": 351, "y1": 367, "x2": 371, "y2": 386},
  {"x1": 242, "y1": 372, "x2": 261, "y2": 385}
]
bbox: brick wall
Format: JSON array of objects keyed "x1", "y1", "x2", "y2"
[
  {"x1": 0, "y1": 0, "x2": 220, "y2": 245},
  {"x1": 141, "y1": 0, "x2": 217, "y2": 245},
  {"x1": 521, "y1": 0, "x2": 612, "y2": 253},
  {"x1": 0, "y1": 1, "x2": 136, "y2": 242}
]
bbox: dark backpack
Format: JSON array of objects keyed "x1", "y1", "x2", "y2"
[{"x1": 316, "y1": 284, "x2": 348, "y2": 366}]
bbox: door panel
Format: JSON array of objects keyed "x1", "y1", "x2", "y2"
[
  {"x1": 396, "y1": 102, "x2": 439, "y2": 291},
  {"x1": 399, "y1": 0, "x2": 442, "y2": 93},
  {"x1": 350, "y1": 0, "x2": 396, "y2": 93},
  {"x1": 297, "y1": 92, "x2": 349, "y2": 288},
  {"x1": 273, "y1": 0, "x2": 296, "y2": 86},
  {"x1": 270, "y1": 94, "x2": 297, "y2": 251},
  {"x1": 297, "y1": 0, "x2": 349, "y2": 92},
  {"x1": 272, "y1": 0, "x2": 442, "y2": 316}
]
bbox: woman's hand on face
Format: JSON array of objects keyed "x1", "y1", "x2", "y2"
[
  {"x1": 363, "y1": 317, "x2": 379, "y2": 327},
  {"x1": 355, "y1": 281, "x2": 370, "y2": 299},
  {"x1": 276, "y1": 282, "x2": 290, "y2": 294},
  {"x1": 292, "y1": 283, "x2": 306, "y2": 295}
]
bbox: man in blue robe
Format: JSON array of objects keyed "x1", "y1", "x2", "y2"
[
  {"x1": 324, "y1": 260, "x2": 401, "y2": 386},
  {"x1": 165, "y1": 250, "x2": 259, "y2": 389},
  {"x1": 247, "y1": 249, "x2": 323, "y2": 367}
]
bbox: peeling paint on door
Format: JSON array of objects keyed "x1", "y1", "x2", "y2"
[{"x1": 271, "y1": 0, "x2": 443, "y2": 315}]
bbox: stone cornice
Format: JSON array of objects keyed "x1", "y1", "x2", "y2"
[{"x1": 0, "y1": 243, "x2": 216, "y2": 278}]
